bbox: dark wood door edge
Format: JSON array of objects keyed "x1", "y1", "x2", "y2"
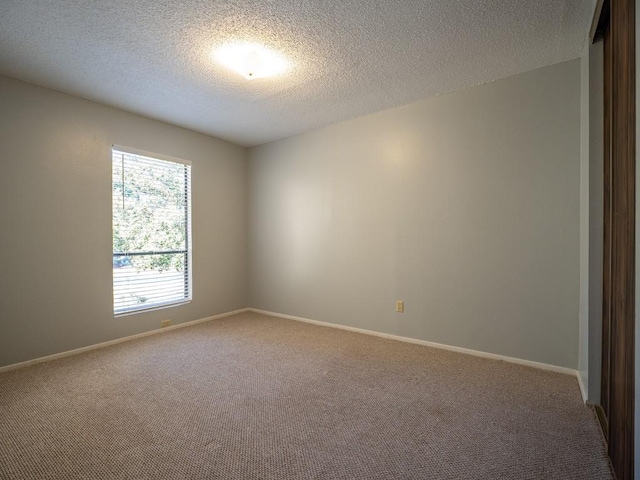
[
  {"x1": 602, "y1": 5, "x2": 613, "y2": 439},
  {"x1": 606, "y1": 0, "x2": 635, "y2": 478}
]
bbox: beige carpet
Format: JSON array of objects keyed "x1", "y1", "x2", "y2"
[{"x1": 0, "y1": 312, "x2": 612, "y2": 479}]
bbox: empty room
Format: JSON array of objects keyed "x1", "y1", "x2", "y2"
[{"x1": 0, "y1": 0, "x2": 637, "y2": 479}]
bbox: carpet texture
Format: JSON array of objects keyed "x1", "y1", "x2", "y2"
[{"x1": 0, "y1": 312, "x2": 612, "y2": 479}]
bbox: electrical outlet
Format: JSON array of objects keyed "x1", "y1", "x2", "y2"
[
  {"x1": 161, "y1": 319, "x2": 172, "y2": 328},
  {"x1": 396, "y1": 300, "x2": 404, "y2": 313}
]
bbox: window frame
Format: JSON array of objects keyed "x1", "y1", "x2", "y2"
[{"x1": 111, "y1": 145, "x2": 193, "y2": 316}]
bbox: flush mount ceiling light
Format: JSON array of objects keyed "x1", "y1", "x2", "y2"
[{"x1": 214, "y1": 42, "x2": 290, "y2": 80}]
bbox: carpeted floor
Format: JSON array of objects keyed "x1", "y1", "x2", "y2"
[{"x1": 0, "y1": 312, "x2": 612, "y2": 479}]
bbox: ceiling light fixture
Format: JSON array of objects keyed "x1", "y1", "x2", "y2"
[{"x1": 214, "y1": 42, "x2": 289, "y2": 80}]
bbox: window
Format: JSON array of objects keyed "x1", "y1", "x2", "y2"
[{"x1": 112, "y1": 146, "x2": 191, "y2": 315}]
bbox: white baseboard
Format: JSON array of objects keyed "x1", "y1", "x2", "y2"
[
  {"x1": 0, "y1": 308, "x2": 250, "y2": 374},
  {"x1": 3, "y1": 307, "x2": 582, "y2": 388},
  {"x1": 576, "y1": 372, "x2": 588, "y2": 404},
  {"x1": 249, "y1": 308, "x2": 579, "y2": 377}
]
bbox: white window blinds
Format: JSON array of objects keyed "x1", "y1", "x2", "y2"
[{"x1": 112, "y1": 147, "x2": 192, "y2": 315}]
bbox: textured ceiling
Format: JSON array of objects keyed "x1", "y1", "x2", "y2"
[{"x1": 0, "y1": 1, "x2": 596, "y2": 147}]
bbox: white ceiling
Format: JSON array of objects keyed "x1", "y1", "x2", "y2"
[{"x1": 0, "y1": 1, "x2": 596, "y2": 147}]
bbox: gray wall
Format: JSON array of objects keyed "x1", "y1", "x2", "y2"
[
  {"x1": 579, "y1": 45, "x2": 590, "y2": 394},
  {"x1": 0, "y1": 75, "x2": 248, "y2": 368},
  {"x1": 588, "y1": 38, "x2": 604, "y2": 404},
  {"x1": 579, "y1": 35, "x2": 604, "y2": 405},
  {"x1": 249, "y1": 59, "x2": 581, "y2": 369}
]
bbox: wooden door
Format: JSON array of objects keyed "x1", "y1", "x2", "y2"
[{"x1": 598, "y1": 1, "x2": 635, "y2": 478}]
